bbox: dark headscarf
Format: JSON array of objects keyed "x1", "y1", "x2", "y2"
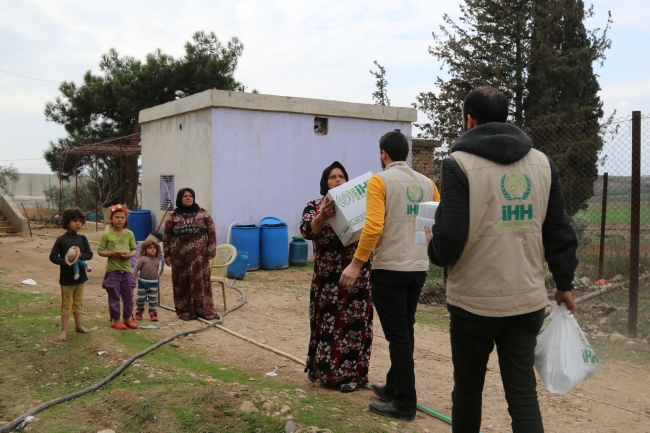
[
  {"x1": 319, "y1": 161, "x2": 349, "y2": 196},
  {"x1": 175, "y1": 187, "x2": 200, "y2": 214}
]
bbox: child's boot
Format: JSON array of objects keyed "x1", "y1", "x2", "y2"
[
  {"x1": 124, "y1": 319, "x2": 138, "y2": 329},
  {"x1": 74, "y1": 273, "x2": 80, "y2": 280},
  {"x1": 150, "y1": 311, "x2": 158, "y2": 322},
  {"x1": 135, "y1": 311, "x2": 143, "y2": 320}
]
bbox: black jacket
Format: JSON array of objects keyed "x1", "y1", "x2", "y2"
[
  {"x1": 49, "y1": 233, "x2": 93, "y2": 285},
  {"x1": 428, "y1": 123, "x2": 579, "y2": 297}
]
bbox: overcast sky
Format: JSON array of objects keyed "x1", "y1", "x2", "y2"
[{"x1": 1, "y1": 0, "x2": 647, "y2": 174}]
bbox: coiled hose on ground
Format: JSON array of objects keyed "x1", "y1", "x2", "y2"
[{"x1": 0, "y1": 286, "x2": 247, "y2": 433}]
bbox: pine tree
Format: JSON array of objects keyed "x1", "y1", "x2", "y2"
[
  {"x1": 415, "y1": 0, "x2": 532, "y2": 145},
  {"x1": 525, "y1": 0, "x2": 611, "y2": 215},
  {"x1": 416, "y1": 0, "x2": 610, "y2": 216}
]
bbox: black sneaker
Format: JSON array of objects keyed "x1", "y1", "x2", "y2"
[
  {"x1": 371, "y1": 384, "x2": 393, "y2": 403},
  {"x1": 369, "y1": 402, "x2": 415, "y2": 421}
]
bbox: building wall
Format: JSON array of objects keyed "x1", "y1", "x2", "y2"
[
  {"x1": 5, "y1": 173, "x2": 72, "y2": 208},
  {"x1": 141, "y1": 109, "x2": 213, "y2": 230},
  {"x1": 210, "y1": 107, "x2": 411, "y2": 247}
]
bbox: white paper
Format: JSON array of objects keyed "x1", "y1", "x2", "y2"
[
  {"x1": 415, "y1": 216, "x2": 435, "y2": 232},
  {"x1": 414, "y1": 231, "x2": 429, "y2": 246},
  {"x1": 21, "y1": 279, "x2": 37, "y2": 286},
  {"x1": 418, "y1": 201, "x2": 439, "y2": 219}
]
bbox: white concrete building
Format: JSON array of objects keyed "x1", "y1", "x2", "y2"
[{"x1": 139, "y1": 89, "x2": 416, "y2": 246}]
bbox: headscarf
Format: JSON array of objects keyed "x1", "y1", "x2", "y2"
[
  {"x1": 175, "y1": 187, "x2": 200, "y2": 214},
  {"x1": 319, "y1": 161, "x2": 349, "y2": 196}
]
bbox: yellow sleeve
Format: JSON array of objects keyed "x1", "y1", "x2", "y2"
[
  {"x1": 431, "y1": 179, "x2": 440, "y2": 201},
  {"x1": 354, "y1": 175, "x2": 385, "y2": 262}
]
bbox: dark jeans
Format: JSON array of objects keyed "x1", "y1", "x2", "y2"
[
  {"x1": 372, "y1": 269, "x2": 426, "y2": 411},
  {"x1": 450, "y1": 308, "x2": 545, "y2": 433}
]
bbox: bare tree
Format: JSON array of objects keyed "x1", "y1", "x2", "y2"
[{"x1": 370, "y1": 60, "x2": 390, "y2": 106}]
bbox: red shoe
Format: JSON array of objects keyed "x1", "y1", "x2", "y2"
[
  {"x1": 150, "y1": 311, "x2": 158, "y2": 322},
  {"x1": 124, "y1": 321, "x2": 138, "y2": 329},
  {"x1": 135, "y1": 312, "x2": 143, "y2": 320},
  {"x1": 111, "y1": 322, "x2": 127, "y2": 330}
]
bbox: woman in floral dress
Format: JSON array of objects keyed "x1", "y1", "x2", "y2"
[
  {"x1": 300, "y1": 161, "x2": 373, "y2": 392},
  {"x1": 163, "y1": 188, "x2": 217, "y2": 320}
]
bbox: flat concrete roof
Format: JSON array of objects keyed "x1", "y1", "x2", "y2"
[{"x1": 139, "y1": 89, "x2": 417, "y2": 123}]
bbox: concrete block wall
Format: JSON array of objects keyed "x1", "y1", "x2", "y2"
[{"x1": 0, "y1": 195, "x2": 29, "y2": 237}]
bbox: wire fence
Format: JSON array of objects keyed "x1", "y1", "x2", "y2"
[{"x1": 412, "y1": 113, "x2": 649, "y2": 334}]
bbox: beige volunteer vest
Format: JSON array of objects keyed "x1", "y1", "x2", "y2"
[
  {"x1": 446, "y1": 149, "x2": 551, "y2": 317},
  {"x1": 372, "y1": 161, "x2": 434, "y2": 271}
]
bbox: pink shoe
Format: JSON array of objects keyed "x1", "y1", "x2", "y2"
[
  {"x1": 111, "y1": 322, "x2": 127, "y2": 330},
  {"x1": 124, "y1": 321, "x2": 138, "y2": 329}
]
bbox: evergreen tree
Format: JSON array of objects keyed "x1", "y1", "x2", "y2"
[
  {"x1": 370, "y1": 60, "x2": 390, "y2": 106},
  {"x1": 43, "y1": 31, "x2": 244, "y2": 208},
  {"x1": 415, "y1": 0, "x2": 532, "y2": 145},
  {"x1": 416, "y1": 0, "x2": 610, "y2": 216},
  {"x1": 524, "y1": 0, "x2": 611, "y2": 215}
]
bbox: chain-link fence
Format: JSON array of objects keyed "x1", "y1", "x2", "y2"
[{"x1": 413, "y1": 113, "x2": 649, "y2": 334}]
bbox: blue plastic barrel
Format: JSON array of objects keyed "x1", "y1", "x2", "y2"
[
  {"x1": 128, "y1": 209, "x2": 152, "y2": 242},
  {"x1": 289, "y1": 236, "x2": 309, "y2": 266},
  {"x1": 260, "y1": 217, "x2": 289, "y2": 270},
  {"x1": 229, "y1": 224, "x2": 260, "y2": 270},
  {"x1": 86, "y1": 211, "x2": 104, "y2": 222},
  {"x1": 227, "y1": 250, "x2": 248, "y2": 280}
]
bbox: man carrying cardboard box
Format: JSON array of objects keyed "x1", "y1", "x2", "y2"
[{"x1": 340, "y1": 131, "x2": 440, "y2": 421}]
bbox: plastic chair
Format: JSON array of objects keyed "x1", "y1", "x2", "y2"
[{"x1": 210, "y1": 244, "x2": 237, "y2": 310}]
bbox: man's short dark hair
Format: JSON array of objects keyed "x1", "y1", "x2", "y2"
[
  {"x1": 463, "y1": 86, "x2": 509, "y2": 126},
  {"x1": 60, "y1": 207, "x2": 86, "y2": 229},
  {"x1": 379, "y1": 131, "x2": 409, "y2": 161}
]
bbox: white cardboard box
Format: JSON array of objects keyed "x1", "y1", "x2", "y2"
[
  {"x1": 325, "y1": 171, "x2": 373, "y2": 246},
  {"x1": 418, "y1": 201, "x2": 439, "y2": 219}
]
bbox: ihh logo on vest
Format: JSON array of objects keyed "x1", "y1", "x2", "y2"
[
  {"x1": 335, "y1": 181, "x2": 369, "y2": 208},
  {"x1": 406, "y1": 185, "x2": 425, "y2": 216},
  {"x1": 500, "y1": 174, "x2": 534, "y2": 226}
]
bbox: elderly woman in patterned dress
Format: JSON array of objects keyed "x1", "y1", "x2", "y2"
[
  {"x1": 163, "y1": 188, "x2": 217, "y2": 320},
  {"x1": 300, "y1": 161, "x2": 373, "y2": 393}
]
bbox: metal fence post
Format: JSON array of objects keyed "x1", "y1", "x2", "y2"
[
  {"x1": 629, "y1": 111, "x2": 641, "y2": 336},
  {"x1": 598, "y1": 172, "x2": 608, "y2": 279}
]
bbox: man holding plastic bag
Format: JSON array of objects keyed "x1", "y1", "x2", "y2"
[{"x1": 425, "y1": 87, "x2": 578, "y2": 433}]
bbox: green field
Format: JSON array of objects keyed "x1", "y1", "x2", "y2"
[{"x1": 576, "y1": 206, "x2": 650, "y2": 225}]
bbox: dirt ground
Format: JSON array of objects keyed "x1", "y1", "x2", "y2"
[{"x1": 1, "y1": 227, "x2": 650, "y2": 432}]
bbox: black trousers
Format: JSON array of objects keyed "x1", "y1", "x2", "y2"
[
  {"x1": 372, "y1": 269, "x2": 426, "y2": 411},
  {"x1": 450, "y1": 308, "x2": 546, "y2": 433}
]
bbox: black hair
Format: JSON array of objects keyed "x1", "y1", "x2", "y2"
[
  {"x1": 379, "y1": 131, "x2": 409, "y2": 161},
  {"x1": 463, "y1": 86, "x2": 509, "y2": 126},
  {"x1": 60, "y1": 207, "x2": 86, "y2": 229}
]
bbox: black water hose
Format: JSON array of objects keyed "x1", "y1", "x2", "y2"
[{"x1": 0, "y1": 286, "x2": 246, "y2": 433}]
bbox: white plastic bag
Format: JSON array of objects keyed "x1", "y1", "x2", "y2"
[{"x1": 534, "y1": 304, "x2": 599, "y2": 393}]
